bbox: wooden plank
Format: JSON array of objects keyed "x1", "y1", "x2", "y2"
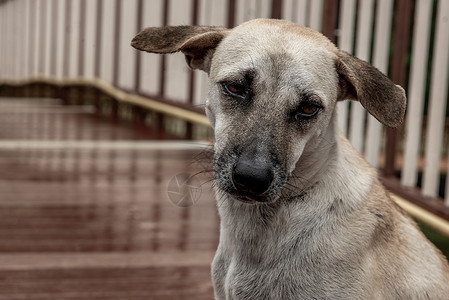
[
  {"x1": 139, "y1": 0, "x2": 164, "y2": 96},
  {"x1": 365, "y1": 0, "x2": 394, "y2": 168},
  {"x1": 348, "y1": 0, "x2": 374, "y2": 153},
  {"x1": 423, "y1": 0, "x2": 449, "y2": 198},
  {"x1": 99, "y1": 1, "x2": 116, "y2": 84},
  {"x1": 118, "y1": 0, "x2": 138, "y2": 90},
  {"x1": 83, "y1": 0, "x2": 98, "y2": 79},
  {"x1": 336, "y1": 0, "x2": 356, "y2": 136},
  {"x1": 165, "y1": 0, "x2": 193, "y2": 103},
  {"x1": 401, "y1": 0, "x2": 433, "y2": 187}
]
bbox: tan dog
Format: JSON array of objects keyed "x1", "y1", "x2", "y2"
[{"x1": 132, "y1": 19, "x2": 449, "y2": 299}]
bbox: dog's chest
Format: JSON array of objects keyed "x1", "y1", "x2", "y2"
[
  {"x1": 220, "y1": 250, "x2": 368, "y2": 300},
  {"x1": 215, "y1": 203, "x2": 370, "y2": 299}
]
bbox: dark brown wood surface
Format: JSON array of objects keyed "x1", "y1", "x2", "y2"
[{"x1": 0, "y1": 97, "x2": 218, "y2": 300}]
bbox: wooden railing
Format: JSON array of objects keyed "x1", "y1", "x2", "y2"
[{"x1": 1, "y1": 0, "x2": 449, "y2": 224}]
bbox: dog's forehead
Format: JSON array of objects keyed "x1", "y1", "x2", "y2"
[{"x1": 211, "y1": 19, "x2": 337, "y2": 86}]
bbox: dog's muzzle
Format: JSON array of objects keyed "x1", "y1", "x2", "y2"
[{"x1": 232, "y1": 157, "x2": 274, "y2": 200}]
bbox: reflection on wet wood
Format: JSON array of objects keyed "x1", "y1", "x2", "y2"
[{"x1": 0, "y1": 98, "x2": 218, "y2": 299}]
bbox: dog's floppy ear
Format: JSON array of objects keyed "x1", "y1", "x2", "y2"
[
  {"x1": 131, "y1": 25, "x2": 229, "y2": 72},
  {"x1": 335, "y1": 50, "x2": 406, "y2": 127}
]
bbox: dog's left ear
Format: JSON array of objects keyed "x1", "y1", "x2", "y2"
[
  {"x1": 131, "y1": 26, "x2": 229, "y2": 72},
  {"x1": 335, "y1": 50, "x2": 406, "y2": 127}
]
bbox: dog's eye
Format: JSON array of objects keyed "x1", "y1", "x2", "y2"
[
  {"x1": 222, "y1": 82, "x2": 248, "y2": 98},
  {"x1": 294, "y1": 103, "x2": 321, "y2": 120}
]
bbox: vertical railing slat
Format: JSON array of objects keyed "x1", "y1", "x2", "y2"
[
  {"x1": 117, "y1": 0, "x2": 138, "y2": 90},
  {"x1": 260, "y1": 0, "x2": 271, "y2": 18},
  {"x1": 68, "y1": 0, "x2": 81, "y2": 78},
  {"x1": 309, "y1": 0, "x2": 323, "y2": 31},
  {"x1": 99, "y1": 1, "x2": 117, "y2": 84},
  {"x1": 139, "y1": 0, "x2": 164, "y2": 96},
  {"x1": 402, "y1": 0, "x2": 433, "y2": 187},
  {"x1": 37, "y1": 0, "x2": 45, "y2": 76},
  {"x1": 348, "y1": 0, "x2": 374, "y2": 153},
  {"x1": 28, "y1": 0, "x2": 36, "y2": 78},
  {"x1": 295, "y1": 0, "x2": 308, "y2": 26},
  {"x1": 365, "y1": 0, "x2": 394, "y2": 168},
  {"x1": 165, "y1": 0, "x2": 193, "y2": 103},
  {"x1": 83, "y1": 0, "x2": 98, "y2": 79},
  {"x1": 235, "y1": 0, "x2": 270, "y2": 24},
  {"x1": 0, "y1": 4, "x2": 3, "y2": 79},
  {"x1": 422, "y1": 0, "x2": 449, "y2": 197},
  {"x1": 16, "y1": 0, "x2": 23, "y2": 79},
  {"x1": 336, "y1": 0, "x2": 356, "y2": 136},
  {"x1": 281, "y1": 0, "x2": 294, "y2": 21},
  {"x1": 33, "y1": 0, "x2": 41, "y2": 77},
  {"x1": 55, "y1": 0, "x2": 66, "y2": 78},
  {"x1": 8, "y1": 0, "x2": 13, "y2": 77},
  {"x1": 44, "y1": 0, "x2": 52, "y2": 77},
  {"x1": 10, "y1": 0, "x2": 17, "y2": 78}
]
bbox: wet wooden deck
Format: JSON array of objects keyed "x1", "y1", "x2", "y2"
[{"x1": 0, "y1": 97, "x2": 218, "y2": 299}]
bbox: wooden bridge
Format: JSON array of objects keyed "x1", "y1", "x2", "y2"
[{"x1": 0, "y1": 96, "x2": 217, "y2": 299}]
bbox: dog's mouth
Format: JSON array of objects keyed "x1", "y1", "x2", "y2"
[{"x1": 226, "y1": 189, "x2": 273, "y2": 204}]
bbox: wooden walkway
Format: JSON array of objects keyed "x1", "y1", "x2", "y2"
[{"x1": 0, "y1": 97, "x2": 218, "y2": 299}]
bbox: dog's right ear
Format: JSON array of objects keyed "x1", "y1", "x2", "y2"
[
  {"x1": 335, "y1": 50, "x2": 406, "y2": 127},
  {"x1": 131, "y1": 26, "x2": 229, "y2": 73}
]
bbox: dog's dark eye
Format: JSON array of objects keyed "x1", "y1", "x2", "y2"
[
  {"x1": 294, "y1": 103, "x2": 321, "y2": 120},
  {"x1": 222, "y1": 82, "x2": 248, "y2": 99}
]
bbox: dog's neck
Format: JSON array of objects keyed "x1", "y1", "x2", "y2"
[{"x1": 288, "y1": 115, "x2": 340, "y2": 194}]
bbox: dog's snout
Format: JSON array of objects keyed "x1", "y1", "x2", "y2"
[{"x1": 232, "y1": 159, "x2": 274, "y2": 196}]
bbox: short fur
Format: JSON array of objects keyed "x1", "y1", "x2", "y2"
[{"x1": 132, "y1": 19, "x2": 449, "y2": 299}]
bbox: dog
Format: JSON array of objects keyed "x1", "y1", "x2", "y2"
[{"x1": 132, "y1": 19, "x2": 449, "y2": 299}]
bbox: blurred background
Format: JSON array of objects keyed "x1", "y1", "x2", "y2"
[{"x1": 0, "y1": 0, "x2": 448, "y2": 299}]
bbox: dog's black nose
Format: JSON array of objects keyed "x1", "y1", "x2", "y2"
[{"x1": 232, "y1": 159, "x2": 274, "y2": 196}]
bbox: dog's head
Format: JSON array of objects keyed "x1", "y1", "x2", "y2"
[{"x1": 132, "y1": 19, "x2": 406, "y2": 204}]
